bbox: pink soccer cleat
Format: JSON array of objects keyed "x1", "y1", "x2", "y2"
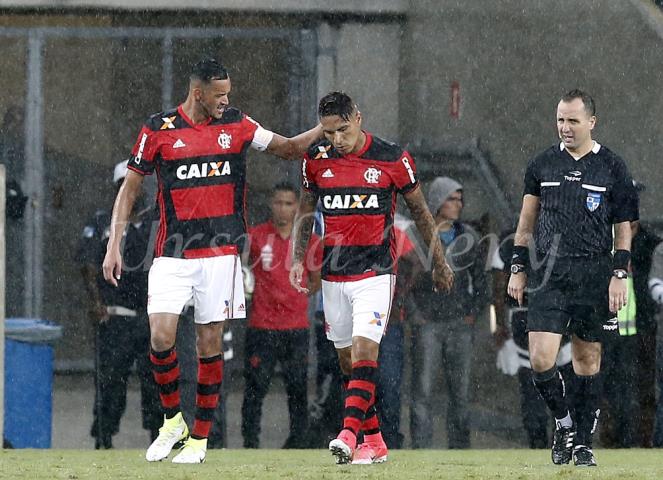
[{"x1": 351, "y1": 441, "x2": 388, "y2": 465}]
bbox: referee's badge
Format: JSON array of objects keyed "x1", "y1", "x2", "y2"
[{"x1": 586, "y1": 192, "x2": 602, "y2": 212}]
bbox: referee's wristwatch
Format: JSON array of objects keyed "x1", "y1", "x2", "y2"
[
  {"x1": 510, "y1": 263, "x2": 526, "y2": 274},
  {"x1": 612, "y1": 269, "x2": 628, "y2": 279}
]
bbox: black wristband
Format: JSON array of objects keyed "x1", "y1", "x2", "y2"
[
  {"x1": 613, "y1": 249, "x2": 631, "y2": 271},
  {"x1": 512, "y1": 245, "x2": 529, "y2": 267}
]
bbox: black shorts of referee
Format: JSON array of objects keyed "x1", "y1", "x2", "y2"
[{"x1": 526, "y1": 254, "x2": 617, "y2": 342}]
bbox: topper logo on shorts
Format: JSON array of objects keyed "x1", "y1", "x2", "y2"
[
  {"x1": 322, "y1": 193, "x2": 379, "y2": 210},
  {"x1": 369, "y1": 312, "x2": 386, "y2": 326},
  {"x1": 176, "y1": 161, "x2": 231, "y2": 180}
]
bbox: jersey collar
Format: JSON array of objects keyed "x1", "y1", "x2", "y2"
[
  {"x1": 268, "y1": 220, "x2": 292, "y2": 241},
  {"x1": 559, "y1": 140, "x2": 601, "y2": 159},
  {"x1": 178, "y1": 104, "x2": 213, "y2": 129},
  {"x1": 347, "y1": 131, "x2": 372, "y2": 158}
]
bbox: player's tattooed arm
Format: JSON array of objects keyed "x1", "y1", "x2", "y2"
[
  {"x1": 290, "y1": 189, "x2": 319, "y2": 293},
  {"x1": 403, "y1": 187, "x2": 454, "y2": 292}
]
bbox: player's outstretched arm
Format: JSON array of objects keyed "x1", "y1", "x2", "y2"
[
  {"x1": 102, "y1": 170, "x2": 144, "y2": 287},
  {"x1": 507, "y1": 194, "x2": 539, "y2": 306},
  {"x1": 266, "y1": 124, "x2": 323, "y2": 160},
  {"x1": 403, "y1": 187, "x2": 453, "y2": 292},
  {"x1": 290, "y1": 190, "x2": 319, "y2": 293}
]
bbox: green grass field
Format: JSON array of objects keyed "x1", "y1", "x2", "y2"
[{"x1": 1, "y1": 449, "x2": 662, "y2": 480}]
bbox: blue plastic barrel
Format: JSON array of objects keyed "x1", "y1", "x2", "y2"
[{"x1": 4, "y1": 318, "x2": 62, "y2": 448}]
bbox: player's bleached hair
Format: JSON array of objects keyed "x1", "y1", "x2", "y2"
[
  {"x1": 318, "y1": 91, "x2": 356, "y2": 121},
  {"x1": 561, "y1": 89, "x2": 596, "y2": 116},
  {"x1": 272, "y1": 181, "x2": 300, "y2": 199},
  {"x1": 190, "y1": 58, "x2": 229, "y2": 83}
]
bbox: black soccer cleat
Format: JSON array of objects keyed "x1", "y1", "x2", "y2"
[
  {"x1": 551, "y1": 425, "x2": 575, "y2": 465},
  {"x1": 573, "y1": 445, "x2": 597, "y2": 467}
]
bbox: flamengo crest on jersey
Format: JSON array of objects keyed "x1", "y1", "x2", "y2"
[{"x1": 218, "y1": 132, "x2": 232, "y2": 149}]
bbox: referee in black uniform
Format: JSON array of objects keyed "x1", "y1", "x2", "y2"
[{"x1": 508, "y1": 90, "x2": 638, "y2": 467}]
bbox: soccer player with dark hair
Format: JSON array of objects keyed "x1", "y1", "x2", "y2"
[
  {"x1": 508, "y1": 89, "x2": 639, "y2": 466},
  {"x1": 102, "y1": 58, "x2": 322, "y2": 463},
  {"x1": 290, "y1": 91, "x2": 454, "y2": 465}
]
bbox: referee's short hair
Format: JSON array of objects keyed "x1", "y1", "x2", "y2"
[
  {"x1": 561, "y1": 89, "x2": 595, "y2": 116},
  {"x1": 318, "y1": 91, "x2": 356, "y2": 121},
  {"x1": 190, "y1": 58, "x2": 229, "y2": 83}
]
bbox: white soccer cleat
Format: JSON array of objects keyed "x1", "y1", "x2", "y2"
[
  {"x1": 145, "y1": 412, "x2": 189, "y2": 462},
  {"x1": 172, "y1": 437, "x2": 207, "y2": 464}
]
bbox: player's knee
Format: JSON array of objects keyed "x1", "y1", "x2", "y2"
[
  {"x1": 337, "y1": 351, "x2": 353, "y2": 375},
  {"x1": 150, "y1": 330, "x2": 175, "y2": 352},
  {"x1": 196, "y1": 335, "x2": 222, "y2": 358},
  {"x1": 351, "y1": 336, "x2": 380, "y2": 363},
  {"x1": 572, "y1": 352, "x2": 601, "y2": 375},
  {"x1": 528, "y1": 353, "x2": 556, "y2": 373}
]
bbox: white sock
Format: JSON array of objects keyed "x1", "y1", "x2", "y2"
[{"x1": 555, "y1": 412, "x2": 573, "y2": 429}]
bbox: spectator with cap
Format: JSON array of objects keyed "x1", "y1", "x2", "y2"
[
  {"x1": 409, "y1": 176, "x2": 490, "y2": 449},
  {"x1": 76, "y1": 159, "x2": 161, "y2": 448}
]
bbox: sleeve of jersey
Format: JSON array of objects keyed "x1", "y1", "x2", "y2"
[
  {"x1": 302, "y1": 154, "x2": 318, "y2": 193},
  {"x1": 243, "y1": 115, "x2": 275, "y2": 152},
  {"x1": 394, "y1": 151, "x2": 419, "y2": 194},
  {"x1": 127, "y1": 125, "x2": 157, "y2": 176},
  {"x1": 523, "y1": 157, "x2": 540, "y2": 197},
  {"x1": 610, "y1": 159, "x2": 639, "y2": 223}
]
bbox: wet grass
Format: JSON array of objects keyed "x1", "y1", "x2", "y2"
[{"x1": 1, "y1": 448, "x2": 662, "y2": 479}]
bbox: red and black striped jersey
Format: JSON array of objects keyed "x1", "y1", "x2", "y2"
[
  {"x1": 302, "y1": 132, "x2": 419, "y2": 282},
  {"x1": 127, "y1": 105, "x2": 273, "y2": 259}
]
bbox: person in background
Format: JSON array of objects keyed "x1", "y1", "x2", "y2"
[
  {"x1": 76, "y1": 159, "x2": 161, "y2": 449},
  {"x1": 647, "y1": 233, "x2": 663, "y2": 446},
  {"x1": 241, "y1": 182, "x2": 322, "y2": 449},
  {"x1": 375, "y1": 221, "x2": 421, "y2": 449},
  {"x1": 410, "y1": 177, "x2": 490, "y2": 449}
]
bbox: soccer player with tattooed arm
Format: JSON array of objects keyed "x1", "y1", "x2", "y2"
[
  {"x1": 102, "y1": 58, "x2": 322, "y2": 464},
  {"x1": 289, "y1": 91, "x2": 454, "y2": 465}
]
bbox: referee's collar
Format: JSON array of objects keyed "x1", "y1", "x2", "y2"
[{"x1": 559, "y1": 141, "x2": 601, "y2": 155}]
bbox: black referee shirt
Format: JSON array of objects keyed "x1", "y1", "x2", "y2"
[{"x1": 524, "y1": 141, "x2": 639, "y2": 258}]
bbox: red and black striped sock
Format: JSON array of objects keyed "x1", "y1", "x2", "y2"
[
  {"x1": 342, "y1": 360, "x2": 377, "y2": 436},
  {"x1": 362, "y1": 400, "x2": 383, "y2": 444},
  {"x1": 150, "y1": 346, "x2": 180, "y2": 419},
  {"x1": 191, "y1": 354, "x2": 224, "y2": 440}
]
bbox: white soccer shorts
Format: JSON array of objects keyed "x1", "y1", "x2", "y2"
[
  {"x1": 322, "y1": 274, "x2": 395, "y2": 349},
  {"x1": 147, "y1": 255, "x2": 246, "y2": 324}
]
